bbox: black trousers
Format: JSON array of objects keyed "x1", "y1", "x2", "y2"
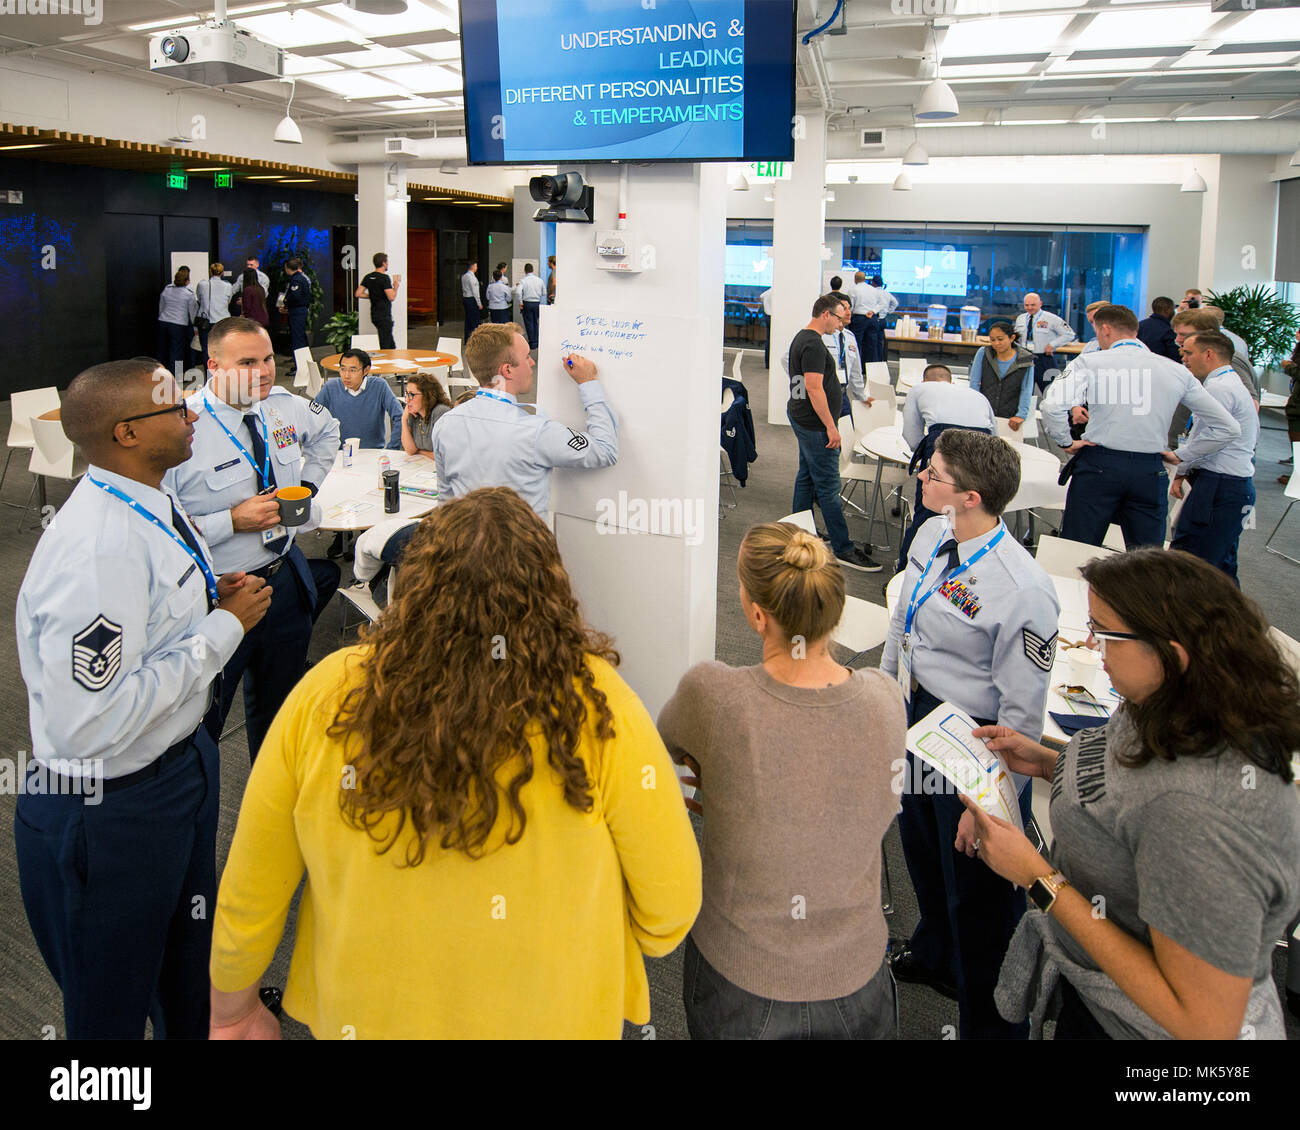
[
  {"x1": 372, "y1": 314, "x2": 395, "y2": 351},
  {"x1": 462, "y1": 298, "x2": 481, "y2": 337}
]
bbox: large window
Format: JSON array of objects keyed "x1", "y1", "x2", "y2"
[{"x1": 841, "y1": 223, "x2": 1145, "y2": 342}]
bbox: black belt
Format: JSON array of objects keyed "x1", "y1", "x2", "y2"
[{"x1": 248, "y1": 557, "x2": 286, "y2": 580}]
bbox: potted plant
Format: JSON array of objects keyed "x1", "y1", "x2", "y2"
[
  {"x1": 1206, "y1": 285, "x2": 1300, "y2": 368},
  {"x1": 322, "y1": 311, "x2": 359, "y2": 355}
]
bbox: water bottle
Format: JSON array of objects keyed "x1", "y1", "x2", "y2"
[{"x1": 377, "y1": 454, "x2": 391, "y2": 490}]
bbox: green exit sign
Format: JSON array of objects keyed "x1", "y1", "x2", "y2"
[
  {"x1": 214, "y1": 171, "x2": 233, "y2": 188},
  {"x1": 746, "y1": 161, "x2": 790, "y2": 181},
  {"x1": 165, "y1": 171, "x2": 188, "y2": 190}
]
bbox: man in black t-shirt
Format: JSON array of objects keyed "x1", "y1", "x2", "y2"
[
  {"x1": 786, "y1": 294, "x2": 881, "y2": 572},
  {"x1": 356, "y1": 251, "x2": 401, "y2": 350}
]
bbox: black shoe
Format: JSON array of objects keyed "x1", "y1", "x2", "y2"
[
  {"x1": 836, "y1": 545, "x2": 884, "y2": 573},
  {"x1": 326, "y1": 532, "x2": 345, "y2": 559},
  {"x1": 1288, "y1": 988, "x2": 1299, "y2": 1021},
  {"x1": 887, "y1": 938, "x2": 958, "y2": 1000}
]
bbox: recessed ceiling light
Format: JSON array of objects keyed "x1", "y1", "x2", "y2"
[
  {"x1": 279, "y1": 178, "x2": 315, "y2": 183},
  {"x1": 244, "y1": 175, "x2": 283, "y2": 180},
  {"x1": 185, "y1": 167, "x2": 228, "y2": 172},
  {"x1": 0, "y1": 143, "x2": 48, "y2": 150}
]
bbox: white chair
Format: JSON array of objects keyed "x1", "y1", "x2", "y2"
[
  {"x1": 350, "y1": 334, "x2": 381, "y2": 351},
  {"x1": 1034, "y1": 534, "x2": 1115, "y2": 581},
  {"x1": 1023, "y1": 394, "x2": 1041, "y2": 445},
  {"x1": 435, "y1": 337, "x2": 461, "y2": 372},
  {"x1": 1265, "y1": 442, "x2": 1300, "y2": 566},
  {"x1": 721, "y1": 386, "x2": 736, "y2": 413},
  {"x1": 338, "y1": 582, "x2": 384, "y2": 639},
  {"x1": 864, "y1": 361, "x2": 891, "y2": 388},
  {"x1": 1267, "y1": 625, "x2": 1300, "y2": 683},
  {"x1": 25, "y1": 409, "x2": 86, "y2": 526},
  {"x1": 1103, "y1": 524, "x2": 1126, "y2": 552},
  {"x1": 447, "y1": 376, "x2": 477, "y2": 399},
  {"x1": 831, "y1": 594, "x2": 892, "y2": 666},
  {"x1": 842, "y1": 398, "x2": 900, "y2": 519},
  {"x1": 896, "y1": 357, "x2": 926, "y2": 394},
  {"x1": 719, "y1": 447, "x2": 738, "y2": 514},
  {"x1": 731, "y1": 350, "x2": 746, "y2": 381},
  {"x1": 4, "y1": 385, "x2": 60, "y2": 493},
  {"x1": 995, "y1": 417, "x2": 1025, "y2": 444},
  {"x1": 867, "y1": 377, "x2": 894, "y2": 405},
  {"x1": 293, "y1": 347, "x2": 323, "y2": 395},
  {"x1": 779, "y1": 510, "x2": 817, "y2": 534}
]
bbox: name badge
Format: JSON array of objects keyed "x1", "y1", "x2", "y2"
[
  {"x1": 179, "y1": 562, "x2": 196, "y2": 588},
  {"x1": 214, "y1": 458, "x2": 241, "y2": 472}
]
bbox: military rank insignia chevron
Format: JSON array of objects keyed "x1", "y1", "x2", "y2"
[{"x1": 72, "y1": 615, "x2": 123, "y2": 692}]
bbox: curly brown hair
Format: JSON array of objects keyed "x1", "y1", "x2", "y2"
[
  {"x1": 1080, "y1": 548, "x2": 1298, "y2": 782},
  {"x1": 332, "y1": 487, "x2": 621, "y2": 863},
  {"x1": 405, "y1": 370, "x2": 450, "y2": 415}
]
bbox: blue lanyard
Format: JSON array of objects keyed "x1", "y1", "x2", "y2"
[
  {"x1": 475, "y1": 389, "x2": 514, "y2": 406},
  {"x1": 904, "y1": 523, "x2": 1006, "y2": 638},
  {"x1": 1207, "y1": 364, "x2": 1234, "y2": 381},
  {"x1": 1109, "y1": 339, "x2": 1143, "y2": 350},
  {"x1": 87, "y1": 477, "x2": 220, "y2": 607},
  {"x1": 204, "y1": 393, "x2": 271, "y2": 488}
]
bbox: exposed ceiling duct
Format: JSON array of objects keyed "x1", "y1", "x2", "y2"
[
  {"x1": 826, "y1": 119, "x2": 1300, "y2": 160},
  {"x1": 326, "y1": 135, "x2": 467, "y2": 166}
]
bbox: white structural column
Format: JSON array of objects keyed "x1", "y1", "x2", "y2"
[
  {"x1": 356, "y1": 162, "x2": 408, "y2": 347},
  {"x1": 767, "y1": 110, "x2": 827, "y2": 425},
  {"x1": 536, "y1": 162, "x2": 725, "y2": 719}
]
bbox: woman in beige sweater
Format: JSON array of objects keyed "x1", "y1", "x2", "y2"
[{"x1": 658, "y1": 522, "x2": 908, "y2": 1039}]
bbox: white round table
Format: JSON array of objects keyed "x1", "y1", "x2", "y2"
[
  {"x1": 315, "y1": 449, "x2": 439, "y2": 531},
  {"x1": 855, "y1": 424, "x2": 913, "y2": 550},
  {"x1": 1005, "y1": 442, "x2": 1067, "y2": 514}
]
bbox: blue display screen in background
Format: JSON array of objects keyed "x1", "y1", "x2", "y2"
[
  {"x1": 724, "y1": 243, "x2": 774, "y2": 287},
  {"x1": 460, "y1": 0, "x2": 796, "y2": 164},
  {"x1": 882, "y1": 248, "x2": 972, "y2": 297}
]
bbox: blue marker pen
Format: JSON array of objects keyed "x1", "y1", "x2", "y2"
[{"x1": 565, "y1": 358, "x2": 573, "y2": 368}]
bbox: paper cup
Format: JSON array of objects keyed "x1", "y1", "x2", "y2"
[
  {"x1": 277, "y1": 485, "x2": 312, "y2": 527},
  {"x1": 1066, "y1": 647, "x2": 1102, "y2": 694}
]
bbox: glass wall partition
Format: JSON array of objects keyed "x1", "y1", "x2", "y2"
[
  {"x1": 839, "y1": 223, "x2": 1146, "y2": 343},
  {"x1": 724, "y1": 220, "x2": 773, "y2": 348}
]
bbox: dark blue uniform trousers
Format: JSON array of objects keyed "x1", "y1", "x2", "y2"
[
  {"x1": 1060, "y1": 445, "x2": 1168, "y2": 549},
  {"x1": 1171, "y1": 468, "x2": 1254, "y2": 585},
  {"x1": 219, "y1": 547, "x2": 338, "y2": 763},
  {"x1": 488, "y1": 307, "x2": 511, "y2": 324},
  {"x1": 462, "y1": 297, "x2": 481, "y2": 337},
  {"x1": 898, "y1": 684, "x2": 1031, "y2": 1040},
  {"x1": 15, "y1": 727, "x2": 219, "y2": 1039},
  {"x1": 867, "y1": 319, "x2": 887, "y2": 364},
  {"x1": 850, "y1": 313, "x2": 870, "y2": 365},
  {"x1": 521, "y1": 300, "x2": 541, "y2": 349},
  {"x1": 287, "y1": 308, "x2": 309, "y2": 352},
  {"x1": 1031, "y1": 353, "x2": 1058, "y2": 393}
]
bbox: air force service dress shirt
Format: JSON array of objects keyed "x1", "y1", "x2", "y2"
[
  {"x1": 1039, "y1": 339, "x2": 1240, "y2": 458},
  {"x1": 431, "y1": 385, "x2": 618, "y2": 518},
  {"x1": 1014, "y1": 310, "x2": 1075, "y2": 354},
  {"x1": 882, "y1": 515, "x2": 1061, "y2": 739},
  {"x1": 486, "y1": 280, "x2": 512, "y2": 311},
  {"x1": 164, "y1": 384, "x2": 339, "y2": 573},
  {"x1": 516, "y1": 274, "x2": 547, "y2": 303},
  {"x1": 1173, "y1": 365, "x2": 1259, "y2": 479},
  {"x1": 902, "y1": 381, "x2": 997, "y2": 451},
  {"x1": 822, "y1": 328, "x2": 867, "y2": 402},
  {"x1": 16, "y1": 467, "x2": 243, "y2": 777},
  {"x1": 461, "y1": 270, "x2": 481, "y2": 303}
]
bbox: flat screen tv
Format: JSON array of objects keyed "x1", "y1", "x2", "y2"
[{"x1": 460, "y1": 0, "x2": 797, "y2": 165}]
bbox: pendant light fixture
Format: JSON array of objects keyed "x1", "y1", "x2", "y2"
[
  {"x1": 916, "y1": 23, "x2": 959, "y2": 120},
  {"x1": 274, "y1": 79, "x2": 303, "y2": 144}
]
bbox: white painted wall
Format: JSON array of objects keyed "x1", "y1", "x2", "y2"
[{"x1": 538, "y1": 162, "x2": 724, "y2": 718}]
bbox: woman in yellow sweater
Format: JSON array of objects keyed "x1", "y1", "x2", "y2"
[{"x1": 208, "y1": 487, "x2": 701, "y2": 1039}]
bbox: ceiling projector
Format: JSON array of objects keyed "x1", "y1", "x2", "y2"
[{"x1": 150, "y1": 21, "x2": 283, "y2": 85}]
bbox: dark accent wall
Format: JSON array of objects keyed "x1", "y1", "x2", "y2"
[{"x1": 0, "y1": 155, "x2": 512, "y2": 399}]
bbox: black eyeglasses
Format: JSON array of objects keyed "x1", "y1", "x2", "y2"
[
  {"x1": 119, "y1": 403, "x2": 190, "y2": 425},
  {"x1": 921, "y1": 465, "x2": 957, "y2": 487},
  {"x1": 1086, "y1": 618, "x2": 1141, "y2": 644}
]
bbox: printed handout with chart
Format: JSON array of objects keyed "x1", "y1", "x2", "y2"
[{"x1": 906, "y1": 703, "x2": 1024, "y2": 830}]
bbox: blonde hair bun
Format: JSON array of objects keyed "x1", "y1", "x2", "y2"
[{"x1": 780, "y1": 530, "x2": 829, "y2": 571}]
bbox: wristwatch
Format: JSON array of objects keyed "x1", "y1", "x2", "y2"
[{"x1": 1027, "y1": 870, "x2": 1071, "y2": 913}]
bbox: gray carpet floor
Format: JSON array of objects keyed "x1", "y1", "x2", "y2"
[{"x1": 0, "y1": 329, "x2": 1295, "y2": 1040}]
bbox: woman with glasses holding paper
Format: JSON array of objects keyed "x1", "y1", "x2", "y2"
[
  {"x1": 960, "y1": 547, "x2": 1300, "y2": 1039},
  {"x1": 881, "y1": 428, "x2": 1061, "y2": 1039}
]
